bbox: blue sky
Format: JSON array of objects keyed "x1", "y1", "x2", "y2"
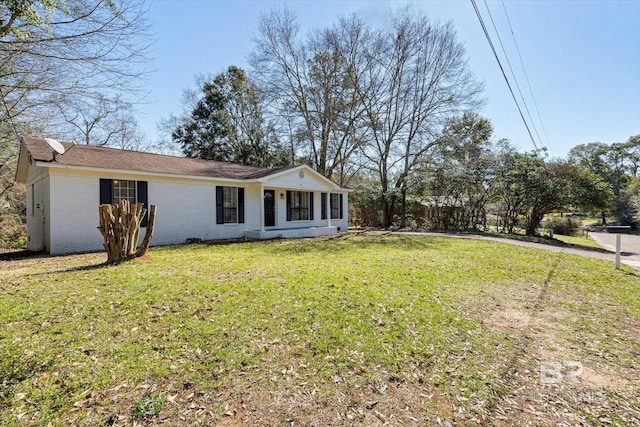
[{"x1": 140, "y1": 0, "x2": 640, "y2": 157}]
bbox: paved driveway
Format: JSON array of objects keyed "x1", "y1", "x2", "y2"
[
  {"x1": 589, "y1": 231, "x2": 640, "y2": 269},
  {"x1": 379, "y1": 230, "x2": 640, "y2": 270}
]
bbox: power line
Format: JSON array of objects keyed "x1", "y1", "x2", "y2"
[
  {"x1": 482, "y1": 0, "x2": 546, "y2": 153},
  {"x1": 469, "y1": 0, "x2": 539, "y2": 152},
  {"x1": 501, "y1": 0, "x2": 552, "y2": 153}
]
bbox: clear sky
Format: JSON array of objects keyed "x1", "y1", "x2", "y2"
[{"x1": 140, "y1": 0, "x2": 640, "y2": 157}]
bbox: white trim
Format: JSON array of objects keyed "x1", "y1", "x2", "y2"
[
  {"x1": 37, "y1": 162, "x2": 248, "y2": 184},
  {"x1": 31, "y1": 160, "x2": 354, "y2": 192},
  {"x1": 260, "y1": 184, "x2": 265, "y2": 232},
  {"x1": 258, "y1": 165, "x2": 345, "y2": 190}
]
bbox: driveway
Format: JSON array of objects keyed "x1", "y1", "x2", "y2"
[
  {"x1": 589, "y1": 231, "x2": 640, "y2": 269},
  {"x1": 375, "y1": 230, "x2": 640, "y2": 270}
]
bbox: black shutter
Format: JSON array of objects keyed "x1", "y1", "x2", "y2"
[
  {"x1": 99, "y1": 179, "x2": 112, "y2": 205},
  {"x1": 238, "y1": 187, "x2": 245, "y2": 224},
  {"x1": 339, "y1": 194, "x2": 344, "y2": 219},
  {"x1": 321, "y1": 193, "x2": 327, "y2": 220},
  {"x1": 286, "y1": 190, "x2": 291, "y2": 221},
  {"x1": 309, "y1": 192, "x2": 314, "y2": 220},
  {"x1": 216, "y1": 186, "x2": 224, "y2": 224},
  {"x1": 137, "y1": 181, "x2": 148, "y2": 227}
]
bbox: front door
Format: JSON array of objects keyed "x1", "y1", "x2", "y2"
[{"x1": 264, "y1": 189, "x2": 275, "y2": 227}]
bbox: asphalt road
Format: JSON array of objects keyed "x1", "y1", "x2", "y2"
[{"x1": 589, "y1": 231, "x2": 640, "y2": 269}]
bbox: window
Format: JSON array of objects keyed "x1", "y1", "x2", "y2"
[
  {"x1": 112, "y1": 179, "x2": 136, "y2": 205},
  {"x1": 330, "y1": 193, "x2": 343, "y2": 219},
  {"x1": 100, "y1": 179, "x2": 148, "y2": 226},
  {"x1": 321, "y1": 193, "x2": 327, "y2": 220},
  {"x1": 216, "y1": 186, "x2": 244, "y2": 224},
  {"x1": 223, "y1": 186, "x2": 238, "y2": 223},
  {"x1": 287, "y1": 191, "x2": 314, "y2": 221}
]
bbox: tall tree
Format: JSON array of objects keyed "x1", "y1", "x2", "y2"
[
  {"x1": 171, "y1": 66, "x2": 291, "y2": 167},
  {"x1": 250, "y1": 9, "x2": 370, "y2": 185},
  {"x1": 0, "y1": 0, "x2": 151, "y2": 248},
  {"x1": 53, "y1": 96, "x2": 146, "y2": 149},
  {"x1": 356, "y1": 10, "x2": 482, "y2": 227},
  {"x1": 568, "y1": 136, "x2": 640, "y2": 225},
  {"x1": 418, "y1": 113, "x2": 496, "y2": 229},
  {"x1": 0, "y1": 0, "x2": 151, "y2": 129}
]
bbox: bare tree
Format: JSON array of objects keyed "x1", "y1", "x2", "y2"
[
  {"x1": 0, "y1": 0, "x2": 152, "y2": 136},
  {"x1": 250, "y1": 9, "x2": 369, "y2": 185},
  {"x1": 0, "y1": 0, "x2": 151, "y2": 247},
  {"x1": 356, "y1": 10, "x2": 483, "y2": 227},
  {"x1": 53, "y1": 95, "x2": 147, "y2": 149}
]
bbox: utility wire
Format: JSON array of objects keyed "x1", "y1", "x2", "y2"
[
  {"x1": 470, "y1": 0, "x2": 539, "y2": 151},
  {"x1": 501, "y1": 0, "x2": 552, "y2": 153},
  {"x1": 482, "y1": 0, "x2": 546, "y2": 153}
]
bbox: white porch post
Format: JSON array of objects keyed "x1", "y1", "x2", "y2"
[
  {"x1": 327, "y1": 193, "x2": 332, "y2": 227},
  {"x1": 260, "y1": 184, "x2": 265, "y2": 232}
]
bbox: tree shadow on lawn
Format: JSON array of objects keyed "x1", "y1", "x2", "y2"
[
  {"x1": 0, "y1": 250, "x2": 112, "y2": 277},
  {"x1": 0, "y1": 249, "x2": 39, "y2": 261}
]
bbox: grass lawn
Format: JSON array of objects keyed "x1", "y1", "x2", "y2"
[
  {"x1": 552, "y1": 233, "x2": 605, "y2": 251},
  {"x1": 1, "y1": 234, "x2": 639, "y2": 426}
]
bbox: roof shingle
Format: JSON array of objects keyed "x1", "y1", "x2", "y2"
[{"x1": 22, "y1": 137, "x2": 294, "y2": 180}]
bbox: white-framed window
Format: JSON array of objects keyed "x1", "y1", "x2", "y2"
[
  {"x1": 289, "y1": 191, "x2": 311, "y2": 221},
  {"x1": 100, "y1": 178, "x2": 148, "y2": 226},
  {"x1": 223, "y1": 186, "x2": 238, "y2": 224},
  {"x1": 330, "y1": 193, "x2": 341, "y2": 219},
  {"x1": 112, "y1": 179, "x2": 137, "y2": 205},
  {"x1": 216, "y1": 186, "x2": 244, "y2": 224}
]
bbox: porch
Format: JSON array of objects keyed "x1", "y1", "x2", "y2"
[{"x1": 244, "y1": 226, "x2": 339, "y2": 240}]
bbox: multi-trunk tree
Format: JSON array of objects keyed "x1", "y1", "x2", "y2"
[
  {"x1": 251, "y1": 10, "x2": 370, "y2": 185},
  {"x1": 418, "y1": 113, "x2": 496, "y2": 230},
  {"x1": 251, "y1": 8, "x2": 482, "y2": 225}
]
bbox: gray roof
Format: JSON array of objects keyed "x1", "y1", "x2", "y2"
[{"x1": 21, "y1": 137, "x2": 294, "y2": 180}]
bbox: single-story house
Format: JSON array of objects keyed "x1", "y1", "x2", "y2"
[{"x1": 16, "y1": 137, "x2": 350, "y2": 254}]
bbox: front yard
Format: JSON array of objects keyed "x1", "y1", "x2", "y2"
[{"x1": 1, "y1": 234, "x2": 639, "y2": 426}]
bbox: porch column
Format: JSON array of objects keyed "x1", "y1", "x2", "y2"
[
  {"x1": 327, "y1": 193, "x2": 332, "y2": 227},
  {"x1": 260, "y1": 184, "x2": 265, "y2": 232}
]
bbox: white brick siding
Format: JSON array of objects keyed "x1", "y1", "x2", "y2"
[{"x1": 25, "y1": 166, "x2": 349, "y2": 255}]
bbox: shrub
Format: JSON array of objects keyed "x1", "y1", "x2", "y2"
[{"x1": 545, "y1": 217, "x2": 582, "y2": 236}]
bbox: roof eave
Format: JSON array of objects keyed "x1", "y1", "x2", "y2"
[
  {"x1": 257, "y1": 164, "x2": 351, "y2": 191},
  {"x1": 39, "y1": 162, "x2": 254, "y2": 184}
]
